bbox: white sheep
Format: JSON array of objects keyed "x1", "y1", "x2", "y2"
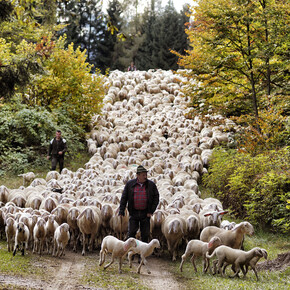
[
  {"x1": 99, "y1": 236, "x2": 137, "y2": 273},
  {"x1": 5, "y1": 217, "x2": 17, "y2": 252},
  {"x1": 45, "y1": 214, "x2": 59, "y2": 254},
  {"x1": 18, "y1": 172, "x2": 36, "y2": 186},
  {"x1": 128, "y1": 239, "x2": 161, "y2": 274},
  {"x1": 77, "y1": 206, "x2": 101, "y2": 255},
  {"x1": 243, "y1": 248, "x2": 268, "y2": 280},
  {"x1": 67, "y1": 207, "x2": 80, "y2": 252},
  {"x1": 33, "y1": 217, "x2": 47, "y2": 255},
  {"x1": 161, "y1": 215, "x2": 187, "y2": 261},
  {"x1": 179, "y1": 236, "x2": 222, "y2": 273},
  {"x1": 206, "y1": 245, "x2": 264, "y2": 280},
  {"x1": 200, "y1": 221, "x2": 254, "y2": 249},
  {"x1": 53, "y1": 223, "x2": 70, "y2": 257},
  {"x1": 13, "y1": 221, "x2": 30, "y2": 256}
]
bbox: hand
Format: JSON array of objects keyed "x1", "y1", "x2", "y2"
[
  {"x1": 46, "y1": 156, "x2": 50, "y2": 160},
  {"x1": 58, "y1": 151, "x2": 63, "y2": 155}
]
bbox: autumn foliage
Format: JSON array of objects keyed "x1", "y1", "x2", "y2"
[{"x1": 25, "y1": 35, "x2": 105, "y2": 129}]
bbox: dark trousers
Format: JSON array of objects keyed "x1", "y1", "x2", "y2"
[
  {"x1": 51, "y1": 155, "x2": 64, "y2": 173},
  {"x1": 128, "y1": 211, "x2": 150, "y2": 243}
]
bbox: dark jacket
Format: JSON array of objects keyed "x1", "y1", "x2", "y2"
[
  {"x1": 48, "y1": 137, "x2": 67, "y2": 157},
  {"x1": 119, "y1": 178, "x2": 159, "y2": 216}
]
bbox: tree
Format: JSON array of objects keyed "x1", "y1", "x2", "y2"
[
  {"x1": 25, "y1": 36, "x2": 105, "y2": 129},
  {"x1": 0, "y1": 0, "x2": 59, "y2": 101},
  {"x1": 57, "y1": 0, "x2": 105, "y2": 71},
  {"x1": 136, "y1": 0, "x2": 189, "y2": 70},
  {"x1": 174, "y1": 0, "x2": 289, "y2": 119},
  {"x1": 97, "y1": 0, "x2": 124, "y2": 72}
]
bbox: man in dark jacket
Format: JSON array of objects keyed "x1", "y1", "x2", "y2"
[
  {"x1": 47, "y1": 130, "x2": 67, "y2": 173},
  {"x1": 119, "y1": 165, "x2": 159, "y2": 243}
]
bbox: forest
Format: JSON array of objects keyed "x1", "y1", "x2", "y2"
[{"x1": 0, "y1": 0, "x2": 289, "y2": 237}]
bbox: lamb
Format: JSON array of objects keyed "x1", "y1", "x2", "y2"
[
  {"x1": 99, "y1": 236, "x2": 137, "y2": 273},
  {"x1": 128, "y1": 239, "x2": 160, "y2": 274},
  {"x1": 206, "y1": 245, "x2": 264, "y2": 280},
  {"x1": 200, "y1": 221, "x2": 254, "y2": 249},
  {"x1": 243, "y1": 247, "x2": 268, "y2": 280},
  {"x1": 179, "y1": 236, "x2": 222, "y2": 273},
  {"x1": 53, "y1": 223, "x2": 70, "y2": 257},
  {"x1": 13, "y1": 221, "x2": 30, "y2": 256}
]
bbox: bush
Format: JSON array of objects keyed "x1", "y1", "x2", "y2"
[
  {"x1": 202, "y1": 147, "x2": 290, "y2": 234},
  {"x1": 0, "y1": 104, "x2": 85, "y2": 175}
]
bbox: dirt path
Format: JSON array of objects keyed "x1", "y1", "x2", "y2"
[
  {"x1": 137, "y1": 256, "x2": 181, "y2": 290},
  {"x1": 0, "y1": 251, "x2": 182, "y2": 290},
  {"x1": 0, "y1": 251, "x2": 96, "y2": 290}
]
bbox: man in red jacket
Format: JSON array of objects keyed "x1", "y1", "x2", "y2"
[{"x1": 119, "y1": 165, "x2": 159, "y2": 243}]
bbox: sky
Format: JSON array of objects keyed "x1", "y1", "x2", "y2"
[
  {"x1": 102, "y1": 0, "x2": 193, "y2": 13},
  {"x1": 165, "y1": 0, "x2": 192, "y2": 12}
]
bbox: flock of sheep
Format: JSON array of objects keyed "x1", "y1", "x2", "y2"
[{"x1": 0, "y1": 69, "x2": 267, "y2": 279}]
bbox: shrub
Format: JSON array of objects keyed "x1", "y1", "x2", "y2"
[
  {"x1": 0, "y1": 104, "x2": 85, "y2": 175},
  {"x1": 202, "y1": 147, "x2": 290, "y2": 234}
]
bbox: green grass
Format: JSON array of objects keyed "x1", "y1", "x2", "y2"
[
  {"x1": 0, "y1": 150, "x2": 92, "y2": 189},
  {"x1": 0, "y1": 241, "x2": 46, "y2": 277},
  {"x1": 82, "y1": 255, "x2": 149, "y2": 289}
]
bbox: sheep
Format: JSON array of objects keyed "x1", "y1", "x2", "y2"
[
  {"x1": 109, "y1": 207, "x2": 129, "y2": 240},
  {"x1": 39, "y1": 196, "x2": 58, "y2": 213},
  {"x1": 18, "y1": 172, "x2": 36, "y2": 186},
  {"x1": 206, "y1": 245, "x2": 264, "y2": 280},
  {"x1": 128, "y1": 239, "x2": 161, "y2": 274},
  {"x1": 200, "y1": 221, "x2": 254, "y2": 250},
  {"x1": 179, "y1": 236, "x2": 222, "y2": 273},
  {"x1": 199, "y1": 209, "x2": 228, "y2": 230},
  {"x1": 67, "y1": 207, "x2": 80, "y2": 252},
  {"x1": 51, "y1": 204, "x2": 70, "y2": 224},
  {"x1": 5, "y1": 217, "x2": 17, "y2": 252},
  {"x1": 221, "y1": 220, "x2": 236, "y2": 230},
  {"x1": 77, "y1": 206, "x2": 101, "y2": 255},
  {"x1": 13, "y1": 221, "x2": 30, "y2": 256},
  {"x1": 33, "y1": 218, "x2": 47, "y2": 255},
  {"x1": 0, "y1": 185, "x2": 9, "y2": 203},
  {"x1": 243, "y1": 248, "x2": 268, "y2": 280},
  {"x1": 53, "y1": 223, "x2": 70, "y2": 257},
  {"x1": 161, "y1": 215, "x2": 187, "y2": 261},
  {"x1": 0, "y1": 208, "x2": 5, "y2": 239},
  {"x1": 45, "y1": 214, "x2": 59, "y2": 254},
  {"x1": 99, "y1": 236, "x2": 137, "y2": 273},
  {"x1": 100, "y1": 203, "x2": 115, "y2": 239},
  {"x1": 8, "y1": 191, "x2": 27, "y2": 208}
]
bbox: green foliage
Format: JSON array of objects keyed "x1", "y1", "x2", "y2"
[
  {"x1": 233, "y1": 95, "x2": 290, "y2": 155},
  {"x1": 0, "y1": 104, "x2": 85, "y2": 175},
  {"x1": 202, "y1": 147, "x2": 290, "y2": 234},
  {"x1": 136, "y1": 3, "x2": 189, "y2": 70}
]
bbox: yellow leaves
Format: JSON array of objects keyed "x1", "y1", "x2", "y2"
[{"x1": 27, "y1": 35, "x2": 105, "y2": 129}]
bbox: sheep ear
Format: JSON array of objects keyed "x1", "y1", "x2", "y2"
[
  {"x1": 219, "y1": 211, "x2": 228, "y2": 215},
  {"x1": 204, "y1": 213, "x2": 212, "y2": 217}
]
